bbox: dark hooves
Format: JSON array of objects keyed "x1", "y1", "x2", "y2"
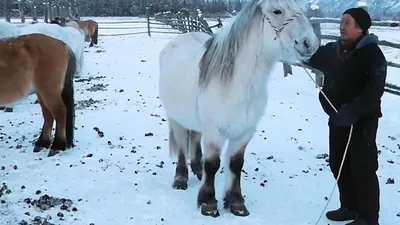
[
  {"x1": 4, "y1": 107, "x2": 13, "y2": 112},
  {"x1": 200, "y1": 203, "x2": 220, "y2": 218},
  {"x1": 47, "y1": 149, "x2": 60, "y2": 157},
  {"x1": 172, "y1": 177, "x2": 188, "y2": 190},
  {"x1": 33, "y1": 146, "x2": 43, "y2": 153},
  {"x1": 230, "y1": 204, "x2": 250, "y2": 217},
  {"x1": 192, "y1": 170, "x2": 202, "y2": 181}
]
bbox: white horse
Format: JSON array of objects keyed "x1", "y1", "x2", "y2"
[
  {"x1": 0, "y1": 21, "x2": 85, "y2": 77},
  {"x1": 51, "y1": 17, "x2": 91, "y2": 42},
  {"x1": 158, "y1": 0, "x2": 320, "y2": 218}
]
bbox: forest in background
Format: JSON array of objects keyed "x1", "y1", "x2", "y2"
[{"x1": 1, "y1": 0, "x2": 400, "y2": 20}]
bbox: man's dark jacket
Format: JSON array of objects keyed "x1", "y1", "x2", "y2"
[{"x1": 305, "y1": 34, "x2": 387, "y2": 118}]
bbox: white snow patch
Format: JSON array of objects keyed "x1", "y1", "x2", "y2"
[
  {"x1": 310, "y1": 4, "x2": 320, "y2": 10},
  {"x1": 0, "y1": 17, "x2": 399, "y2": 225}
]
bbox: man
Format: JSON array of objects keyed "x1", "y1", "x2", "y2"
[{"x1": 304, "y1": 8, "x2": 387, "y2": 225}]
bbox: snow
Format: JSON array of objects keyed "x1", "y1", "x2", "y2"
[
  {"x1": 357, "y1": 1, "x2": 368, "y2": 7},
  {"x1": 311, "y1": 4, "x2": 320, "y2": 10},
  {"x1": 1, "y1": 17, "x2": 399, "y2": 225}
]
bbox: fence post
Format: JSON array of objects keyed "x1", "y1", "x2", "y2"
[
  {"x1": 44, "y1": 3, "x2": 49, "y2": 23},
  {"x1": 146, "y1": 7, "x2": 151, "y2": 37},
  {"x1": 32, "y1": 6, "x2": 38, "y2": 23},
  {"x1": 19, "y1": 0, "x2": 26, "y2": 23},
  {"x1": 49, "y1": 0, "x2": 53, "y2": 21}
]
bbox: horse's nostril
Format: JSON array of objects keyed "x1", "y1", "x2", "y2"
[{"x1": 303, "y1": 40, "x2": 309, "y2": 49}]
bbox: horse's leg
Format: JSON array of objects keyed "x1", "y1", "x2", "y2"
[
  {"x1": 197, "y1": 128, "x2": 224, "y2": 217},
  {"x1": 89, "y1": 33, "x2": 94, "y2": 47},
  {"x1": 223, "y1": 130, "x2": 255, "y2": 217},
  {"x1": 40, "y1": 94, "x2": 67, "y2": 157},
  {"x1": 168, "y1": 118, "x2": 190, "y2": 190},
  {"x1": 34, "y1": 95, "x2": 54, "y2": 153},
  {"x1": 189, "y1": 130, "x2": 203, "y2": 181},
  {"x1": 78, "y1": 49, "x2": 84, "y2": 77}
]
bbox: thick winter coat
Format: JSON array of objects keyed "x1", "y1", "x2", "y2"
[{"x1": 306, "y1": 34, "x2": 387, "y2": 118}]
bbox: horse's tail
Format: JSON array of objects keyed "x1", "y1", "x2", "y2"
[
  {"x1": 93, "y1": 23, "x2": 98, "y2": 45},
  {"x1": 62, "y1": 45, "x2": 76, "y2": 148}
]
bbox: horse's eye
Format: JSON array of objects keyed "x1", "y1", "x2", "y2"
[{"x1": 273, "y1": 10, "x2": 282, "y2": 15}]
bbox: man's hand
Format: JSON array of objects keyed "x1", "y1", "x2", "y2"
[{"x1": 329, "y1": 104, "x2": 358, "y2": 126}]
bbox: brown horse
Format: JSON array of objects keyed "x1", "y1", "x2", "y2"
[
  {"x1": 58, "y1": 15, "x2": 99, "y2": 48},
  {"x1": 0, "y1": 33, "x2": 76, "y2": 157},
  {"x1": 76, "y1": 19, "x2": 98, "y2": 47}
]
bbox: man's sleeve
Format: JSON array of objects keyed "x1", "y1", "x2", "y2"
[
  {"x1": 303, "y1": 44, "x2": 330, "y2": 72},
  {"x1": 346, "y1": 44, "x2": 387, "y2": 116}
]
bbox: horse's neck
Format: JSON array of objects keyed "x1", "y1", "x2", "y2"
[{"x1": 231, "y1": 26, "x2": 279, "y2": 88}]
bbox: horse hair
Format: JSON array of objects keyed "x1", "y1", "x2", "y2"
[
  {"x1": 62, "y1": 46, "x2": 77, "y2": 147},
  {"x1": 198, "y1": 0, "x2": 307, "y2": 89},
  {"x1": 198, "y1": 0, "x2": 263, "y2": 88}
]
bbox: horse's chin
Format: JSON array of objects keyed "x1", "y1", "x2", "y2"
[{"x1": 293, "y1": 48, "x2": 313, "y2": 63}]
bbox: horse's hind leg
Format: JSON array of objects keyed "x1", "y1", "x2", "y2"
[
  {"x1": 169, "y1": 118, "x2": 189, "y2": 190},
  {"x1": 223, "y1": 130, "x2": 255, "y2": 217},
  {"x1": 197, "y1": 128, "x2": 224, "y2": 217},
  {"x1": 189, "y1": 131, "x2": 203, "y2": 181},
  {"x1": 33, "y1": 95, "x2": 54, "y2": 153},
  {"x1": 89, "y1": 35, "x2": 94, "y2": 47},
  {"x1": 40, "y1": 94, "x2": 68, "y2": 157}
]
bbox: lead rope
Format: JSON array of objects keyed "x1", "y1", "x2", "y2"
[{"x1": 300, "y1": 66, "x2": 354, "y2": 225}]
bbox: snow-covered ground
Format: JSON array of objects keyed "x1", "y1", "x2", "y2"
[{"x1": 0, "y1": 17, "x2": 399, "y2": 225}]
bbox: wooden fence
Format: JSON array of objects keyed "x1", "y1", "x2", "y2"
[
  {"x1": 94, "y1": 5, "x2": 400, "y2": 96},
  {"x1": 3, "y1": 0, "x2": 78, "y2": 24},
  {"x1": 4, "y1": 1, "x2": 398, "y2": 96},
  {"x1": 96, "y1": 7, "x2": 222, "y2": 37}
]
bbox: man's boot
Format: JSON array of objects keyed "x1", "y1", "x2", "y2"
[
  {"x1": 326, "y1": 207, "x2": 357, "y2": 221},
  {"x1": 346, "y1": 218, "x2": 379, "y2": 225}
]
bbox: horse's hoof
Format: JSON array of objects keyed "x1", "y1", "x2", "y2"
[
  {"x1": 47, "y1": 149, "x2": 60, "y2": 157},
  {"x1": 4, "y1": 107, "x2": 13, "y2": 112},
  {"x1": 230, "y1": 204, "x2": 250, "y2": 217},
  {"x1": 172, "y1": 177, "x2": 188, "y2": 190},
  {"x1": 33, "y1": 146, "x2": 43, "y2": 153},
  {"x1": 200, "y1": 203, "x2": 220, "y2": 218},
  {"x1": 194, "y1": 171, "x2": 202, "y2": 181}
]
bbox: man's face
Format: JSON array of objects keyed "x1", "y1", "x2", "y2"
[{"x1": 340, "y1": 14, "x2": 363, "y2": 42}]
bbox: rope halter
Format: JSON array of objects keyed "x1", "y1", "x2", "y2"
[{"x1": 265, "y1": 13, "x2": 302, "y2": 40}]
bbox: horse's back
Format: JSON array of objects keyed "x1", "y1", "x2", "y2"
[
  {"x1": 159, "y1": 32, "x2": 212, "y2": 131},
  {"x1": 0, "y1": 34, "x2": 69, "y2": 104}
]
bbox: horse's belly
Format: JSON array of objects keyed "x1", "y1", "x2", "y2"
[
  {"x1": 198, "y1": 83, "x2": 268, "y2": 140},
  {"x1": 159, "y1": 33, "x2": 210, "y2": 131},
  {"x1": 159, "y1": 66, "x2": 201, "y2": 131},
  {"x1": 160, "y1": 82, "x2": 201, "y2": 131}
]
